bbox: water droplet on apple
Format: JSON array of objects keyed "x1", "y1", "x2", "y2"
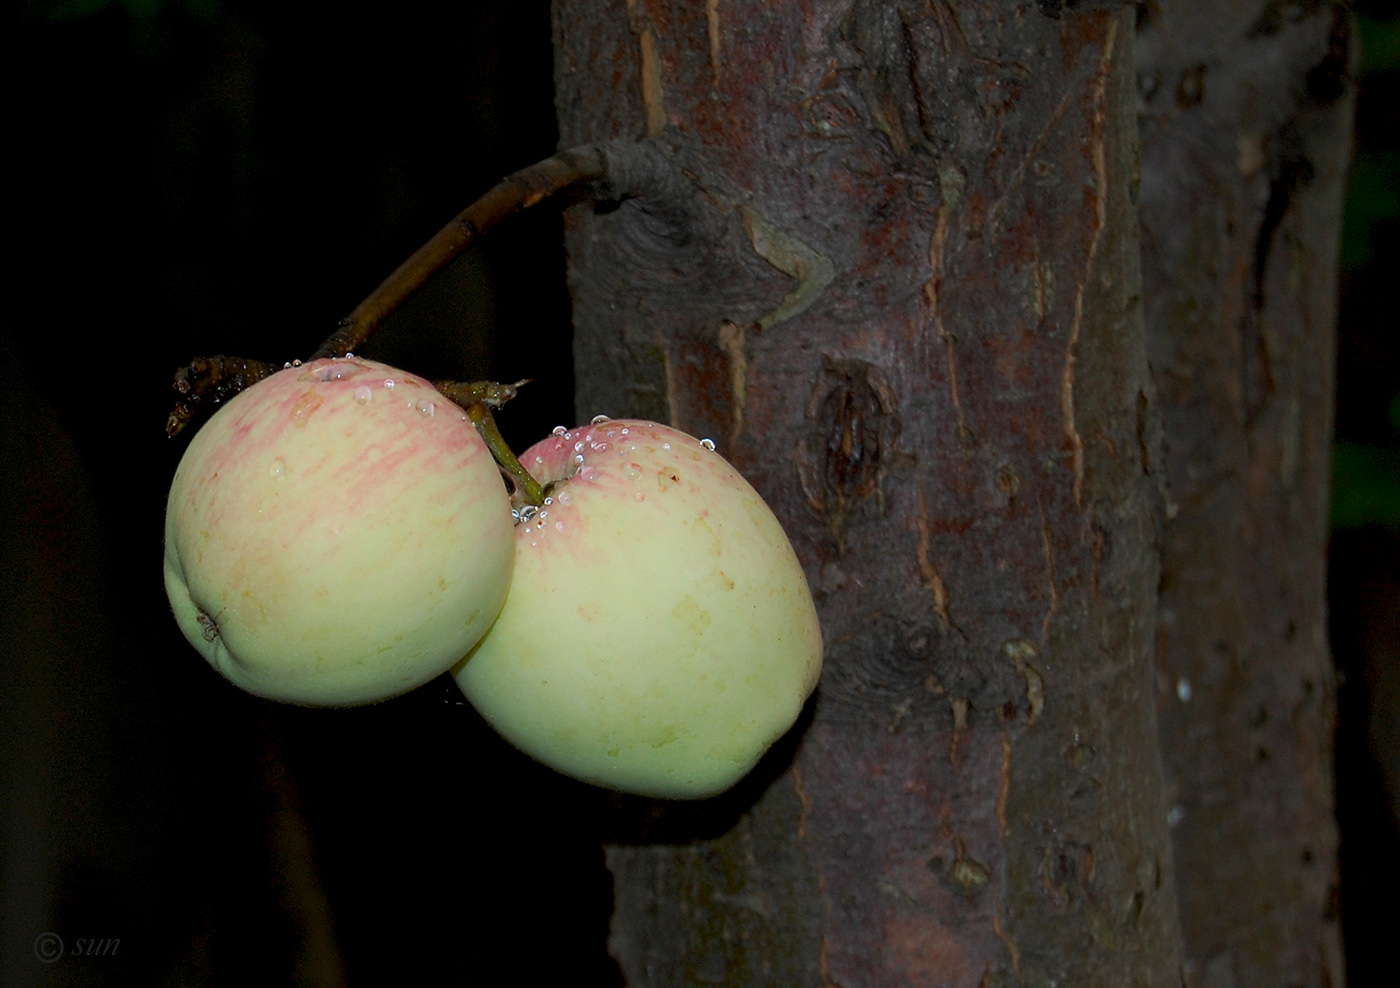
[
  {"x1": 534, "y1": 455, "x2": 544, "y2": 466},
  {"x1": 552, "y1": 425, "x2": 568, "y2": 437},
  {"x1": 354, "y1": 385, "x2": 372, "y2": 405},
  {"x1": 663, "y1": 442, "x2": 671, "y2": 450},
  {"x1": 283, "y1": 361, "x2": 292, "y2": 369},
  {"x1": 634, "y1": 492, "x2": 645, "y2": 501},
  {"x1": 590, "y1": 414, "x2": 611, "y2": 425},
  {"x1": 557, "y1": 490, "x2": 573, "y2": 506},
  {"x1": 543, "y1": 496, "x2": 553, "y2": 505},
  {"x1": 345, "y1": 352, "x2": 355, "y2": 358},
  {"x1": 417, "y1": 399, "x2": 436, "y2": 417},
  {"x1": 700, "y1": 438, "x2": 716, "y2": 451},
  {"x1": 555, "y1": 520, "x2": 565, "y2": 532},
  {"x1": 270, "y1": 458, "x2": 286, "y2": 478},
  {"x1": 607, "y1": 429, "x2": 617, "y2": 438},
  {"x1": 292, "y1": 359, "x2": 302, "y2": 367},
  {"x1": 625, "y1": 463, "x2": 642, "y2": 479},
  {"x1": 574, "y1": 454, "x2": 585, "y2": 465},
  {"x1": 620, "y1": 428, "x2": 630, "y2": 435},
  {"x1": 384, "y1": 379, "x2": 395, "y2": 389},
  {"x1": 574, "y1": 441, "x2": 585, "y2": 453}
]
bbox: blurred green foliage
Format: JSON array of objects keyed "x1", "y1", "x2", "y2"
[
  {"x1": 1334, "y1": 437, "x2": 1400, "y2": 530},
  {"x1": 1332, "y1": 8, "x2": 1399, "y2": 531},
  {"x1": 1358, "y1": 13, "x2": 1400, "y2": 73},
  {"x1": 1340, "y1": 150, "x2": 1398, "y2": 270}
]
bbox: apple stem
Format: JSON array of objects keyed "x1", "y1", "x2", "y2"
[
  {"x1": 310, "y1": 145, "x2": 611, "y2": 362},
  {"x1": 464, "y1": 401, "x2": 545, "y2": 509}
]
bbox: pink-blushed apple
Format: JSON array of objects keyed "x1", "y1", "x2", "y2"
[
  {"x1": 164, "y1": 356, "x2": 514, "y2": 705},
  {"x1": 452, "y1": 419, "x2": 823, "y2": 799}
]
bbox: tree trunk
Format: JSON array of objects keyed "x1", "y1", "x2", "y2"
[
  {"x1": 555, "y1": 2, "x2": 1184, "y2": 984},
  {"x1": 1136, "y1": 3, "x2": 1353, "y2": 986}
]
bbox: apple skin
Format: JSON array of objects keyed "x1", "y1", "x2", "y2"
[
  {"x1": 164, "y1": 357, "x2": 514, "y2": 705},
  {"x1": 453, "y1": 420, "x2": 823, "y2": 799}
]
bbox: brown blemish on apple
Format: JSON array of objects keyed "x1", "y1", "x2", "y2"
[{"x1": 290, "y1": 388, "x2": 324, "y2": 427}]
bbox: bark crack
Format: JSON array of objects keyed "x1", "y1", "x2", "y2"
[
  {"x1": 917, "y1": 481, "x2": 953, "y2": 625},
  {"x1": 1062, "y1": 17, "x2": 1119, "y2": 507},
  {"x1": 740, "y1": 205, "x2": 836, "y2": 330},
  {"x1": 625, "y1": 0, "x2": 667, "y2": 137},
  {"x1": 925, "y1": 204, "x2": 972, "y2": 444}
]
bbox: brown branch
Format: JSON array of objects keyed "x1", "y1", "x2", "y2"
[
  {"x1": 166, "y1": 355, "x2": 278, "y2": 437},
  {"x1": 311, "y1": 144, "x2": 610, "y2": 360}
]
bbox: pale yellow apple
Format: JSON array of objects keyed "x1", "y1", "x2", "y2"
[
  {"x1": 164, "y1": 357, "x2": 513, "y2": 705},
  {"x1": 453, "y1": 420, "x2": 822, "y2": 798}
]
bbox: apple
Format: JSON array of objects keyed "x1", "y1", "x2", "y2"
[
  {"x1": 164, "y1": 356, "x2": 514, "y2": 705},
  {"x1": 453, "y1": 419, "x2": 823, "y2": 798}
]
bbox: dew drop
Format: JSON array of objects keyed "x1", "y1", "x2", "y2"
[
  {"x1": 555, "y1": 520, "x2": 566, "y2": 532},
  {"x1": 634, "y1": 491, "x2": 645, "y2": 501},
  {"x1": 625, "y1": 462, "x2": 642, "y2": 480},
  {"x1": 590, "y1": 414, "x2": 611, "y2": 425},
  {"x1": 552, "y1": 425, "x2": 568, "y2": 437},
  {"x1": 291, "y1": 359, "x2": 302, "y2": 367},
  {"x1": 620, "y1": 428, "x2": 629, "y2": 435},
  {"x1": 574, "y1": 454, "x2": 585, "y2": 465},
  {"x1": 270, "y1": 458, "x2": 286, "y2": 478},
  {"x1": 662, "y1": 442, "x2": 671, "y2": 450},
  {"x1": 384, "y1": 379, "x2": 395, "y2": 389},
  {"x1": 534, "y1": 455, "x2": 544, "y2": 466},
  {"x1": 345, "y1": 351, "x2": 355, "y2": 358},
  {"x1": 700, "y1": 438, "x2": 716, "y2": 451},
  {"x1": 607, "y1": 429, "x2": 617, "y2": 438},
  {"x1": 417, "y1": 399, "x2": 436, "y2": 417},
  {"x1": 557, "y1": 490, "x2": 573, "y2": 506},
  {"x1": 543, "y1": 497, "x2": 553, "y2": 506},
  {"x1": 283, "y1": 361, "x2": 292, "y2": 369},
  {"x1": 354, "y1": 385, "x2": 372, "y2": 405},
  {"x1": 574, "y1": 441, "x2": 585, "y2": 453}
]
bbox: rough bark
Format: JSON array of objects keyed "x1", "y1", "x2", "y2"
[
  {"x1": 554, "y1": 1, "x2": 1183, "y2": 984},
  {"x1": 1135, "y1": 4, "x2": 1353, "y2": 986}
]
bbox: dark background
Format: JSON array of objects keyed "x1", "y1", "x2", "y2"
[{"x1": 2, "y1": 1, "x2": 1395, "y2": 985}]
